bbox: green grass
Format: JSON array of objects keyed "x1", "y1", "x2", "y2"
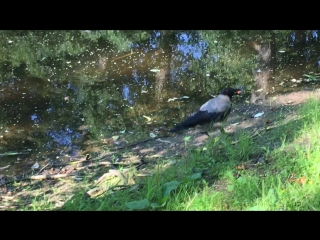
[
  {"x1": 6, "y1": 97, "x2": 320, "y2": 211},
  {"x1": 62, "y1": 98, "x2": 320, "y2": 210}
]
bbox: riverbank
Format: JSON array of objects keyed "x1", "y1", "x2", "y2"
[{"x1": 2, "y1": 89, "x2": 320, "y2": 210}]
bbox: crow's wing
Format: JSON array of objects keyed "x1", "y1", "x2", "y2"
[
  {"x1": 169, "y1": 95, "x2": 232, "y2": 132},
  {"x1": 200, "y1": 94, "x2": 231, "y2": 113}
]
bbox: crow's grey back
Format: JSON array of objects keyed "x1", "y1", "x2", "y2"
[{"x1": 199, "y1": 94, "x2": 231, "y2": 113}]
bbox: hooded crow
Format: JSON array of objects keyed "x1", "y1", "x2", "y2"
[{"x1": 169, "y1": 87, "x2": 242, "y2": 133}]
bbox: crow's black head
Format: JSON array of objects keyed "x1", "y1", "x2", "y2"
[{"x1": 220, "y1": 88, "x2": 242, "y2": 99}]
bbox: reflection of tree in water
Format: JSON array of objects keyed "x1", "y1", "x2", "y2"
[
  {"x1": 155, "y1": 68, "x2": 169, "y2": 101},
  {"x1": 250, "y1": 39, "x2": 275, "y2": 104},
  {"x1": 154, "y1": 31, "x2": 175, "y2": 102},
  {"x1": 1, "y1": 30, "x2": 320, "y2": 147}
]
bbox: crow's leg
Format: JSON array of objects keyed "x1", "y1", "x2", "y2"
[{"x1": 201, "y1": 122, "x2": 220, "y2": 135}]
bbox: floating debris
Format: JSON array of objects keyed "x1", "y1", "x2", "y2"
[
  {"x1": 167, "y1": 97, "x2": 179, "y2": 102},
  {"x1": 168, "y1": 96, "x2": 190, "y2": 102},
  {"x1": 150, "y1": 69, "x2": 161, "y2": 73}
]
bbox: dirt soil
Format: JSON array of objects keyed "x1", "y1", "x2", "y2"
[{"x1": 1, "y1": 88, "x2": 320, "y2": 210}]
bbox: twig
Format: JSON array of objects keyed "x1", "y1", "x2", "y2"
[
  {"x1": 109, "y1": 135, "x2": 170, "y2": 151},
  {"x1": 0, "y1": 195, "x2": 15, "y2": 200},
  {"x1": 37, "y1": 161, "x2": 51, "y2": 175},
  {"x1": 0, "y1": 201, "x2": 31, "y2": 209},
  {"x1": 0, "y1": 165, "x2": 10, "y2": 171},
  {"x1": 111, "y1": 52, "x2": 135, "y2": 62},
  {"x1": 5, "y1": 173, "x2": 77, "y2": 183},
  {"x1": 29, "y1": 173, "x2": 77, "y2": 180}
]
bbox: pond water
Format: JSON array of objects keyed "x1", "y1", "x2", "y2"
[{"x1": 1, "y1": 30, "x2": 320, "y2": 175}]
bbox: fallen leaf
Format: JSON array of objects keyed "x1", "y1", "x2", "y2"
[
  {"x1": 167, "y1": 97, "x2": 179, "y2": 102},
  {"x1": 149, "y1": 132, "x2": 157, "y2": 138},
  {"x1": 156, "y1": 138, "x2": 171, "y2": 144},
  {"x1": 265, "y1": 120, "x2": 271, "y2": 124},
  {"x1": 87, "y1": 187, "x2": 107, "y2": 197},
  {"x1": 288, "y1": 174, "x2": 296, "y2": 182},
  {"x1": 253, "y1": 112, "x2": 264, "y2": 118},
  {"x1": 236, "y1": 163, "x2": 246, "y2": 170},
  {"x1": 150, "y1": 69, "x2": 160, "y2": 73},
  {"x1": 129, "y1": 184, "x2": 139, "y2": 192},
  {"x1": 289, "y1": 175, "x2": 307, "y2": 185},
  {"x1": 101, "y1": 138, "x2": 113, "y2": 144},
  {"x1": 169, "y1": 142, "x2": 178, "y2": 148},
  {"x1": 164, "y1": 160, "x2": 176, "y2": 167},
  {"x1": 297, "y1": 176, "x2": 307, "y2": 185},
  {"x1": 31, "y1": 162, "x2": 39, "y2": 170},
  {"x1": 0, "y1": 165, "x2": 10, "y2": 171},
  {"x1": 112, "y1": 135, "x2": 120, "y2": 141},
  {"x1": 168, "y1": 96, "x2": 189, "y2": 102},
  {"x1": 143, "y1": 115, "x2": 152, "y2": 122},
  {"x1": 184, "y1": 136, "x2": 191, "y2": 141},
  {"x1": 119, "y1": 128, "x2": 126, "y2": 134}
]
